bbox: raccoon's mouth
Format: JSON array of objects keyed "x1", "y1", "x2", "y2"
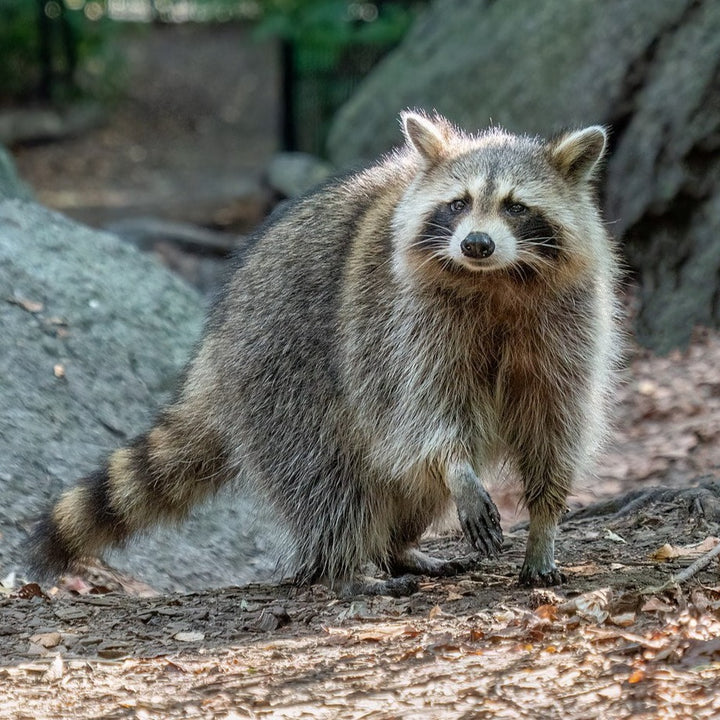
[
  {"x1": 459, "y1": 257, "x2": 502, "y2": 271},
  {"x1": 455, "y1": 255, "x2": 512, "y2": 273},
  {"x1": 455, "y1": 231, "x2": 510, "y2": 272}
]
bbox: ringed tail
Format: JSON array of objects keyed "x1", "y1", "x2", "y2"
[{"x1": 26, "y1": 409, "x2": 231, "y2": 579}]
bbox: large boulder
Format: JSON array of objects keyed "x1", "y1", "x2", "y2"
[
  {"x1": 0, "y1": 199, "x2": 276, "y2": 591},
  {"x1": 328, "y1": 0, "x2": 720, "y2": 352}
]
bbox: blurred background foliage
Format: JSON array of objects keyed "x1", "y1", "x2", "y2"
[
  {"x1": 256, "y1": 0, "x2": 422, "y2": 154},
  {"x1": 0, "y1": 0, "x2": 422, "y2": 153},
  {"x1": 0, "y1": 0, "x2": 121, "y2": 103}
]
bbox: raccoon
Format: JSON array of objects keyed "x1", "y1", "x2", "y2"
[{"x1": 27, "y1": 111, "x2": 620, "y2": 596}]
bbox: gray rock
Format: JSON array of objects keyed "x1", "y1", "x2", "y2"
[
  {"x1": 0, "y1": 103, "x2": 105, "y2": 146},
  {"x1": 327, "y1": 0, "x2": 720, "y2": 351},
  {"x1": 0, "y1": 199, "x2": 277, "y2": 592},
  {"x1": 327, "y1": 0, "x2": 689, "y2": 167},
  {"x1": 266, "y1": 152, "x2": 334, "y2": 198},
  {"x1": 0, "y1": 146, "x2": 33, "y2": 201}
]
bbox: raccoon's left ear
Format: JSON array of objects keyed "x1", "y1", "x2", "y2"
[
  {"x1": 547, "y1": 126, "x2": 608, "y2": 184},
  {"x1": 401, "y1": 111, "x2": 451, "y2": 166}
]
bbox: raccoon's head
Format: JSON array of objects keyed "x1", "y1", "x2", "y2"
[{"x1": 392, "y1": 111, "x2": 608, "y2": 288}]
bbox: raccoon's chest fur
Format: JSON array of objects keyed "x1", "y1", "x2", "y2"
[{"x1": 341, "y1": 276, "x2": 588, "y2": 483}]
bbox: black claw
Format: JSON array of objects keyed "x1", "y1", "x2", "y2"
[
  {"x1": 458, "y1": 494, "x2": 504, "y2": 558},
  {"x1": 518, "y1": 565, "x2": 565, "y2": 587}
]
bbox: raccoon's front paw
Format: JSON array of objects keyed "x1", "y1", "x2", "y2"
[
  {"x1": 518, "y1": 563, "x2": 566, "y2": 587},
  {"x1": 457, "y1": 486, "x2": 504, "y2": 557}
]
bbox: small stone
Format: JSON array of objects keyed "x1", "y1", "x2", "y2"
[{"x1": 29, "y1": 632, "x2": 62, "y2": 648}]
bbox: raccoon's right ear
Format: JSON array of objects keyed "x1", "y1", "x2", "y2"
[
  {"x1": 401, "y1": 111, "x2": 449, "y2": 166},
  {"x1": 547, "y1": 126, "x2": 608, "y2": 184}
]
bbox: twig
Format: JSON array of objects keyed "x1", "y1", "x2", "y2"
[{"x1": 642, "y1": 541, "x2": 720, "y2": 595}]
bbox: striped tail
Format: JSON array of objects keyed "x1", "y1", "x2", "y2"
[{"x1": 26, "y1": 411, "x2": 231, "y2": 580}]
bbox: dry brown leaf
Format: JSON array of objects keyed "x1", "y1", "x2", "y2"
[
  {"x1": 641, "y1": 597, "x2": 675, "y2": 613},
  {"x1": 7, "y1": 296, "x2": 44, "y2": 313},
  {"x1": 627, "y1": 669, "x2": 645, "y2": 684},
  {"x1": 428, "y1": 604, "x2": 443, "y2": 619},
  {"x1": 355, "y1": 624, "x2": 420, "y2": 642},
  {"x1": 534, "y1": 604, "x2": 558, "y2": 621},
  {"x1": 559, "y1": 588, "x2": 613, "y2": 624},
  {"x1": 650, "y1": 537, "x2": 720, "y2": 562},
  {"x1": 29, "y1": 632, "x2": 62, "y2": 649},
  {"x1": 609, "y1": 612, "x2": 636, "y2": 628},
  {"x1": 12, "y1": 583, "x2": 49, "y2": 601},
  {"x1": 469, "y1": 627, "x2": 484, "y2": 642},
  {"x1": 563, "y1": 563, "x2": 603, "y2": 577}
]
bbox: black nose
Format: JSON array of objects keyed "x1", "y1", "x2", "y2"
[{"x1": 461, "y1": 232, "x2": 495, "y2": 259}]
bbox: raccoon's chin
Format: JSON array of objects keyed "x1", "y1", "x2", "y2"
[{"x1": 454, "y1": 257, "x2": 513, "y2": 274}]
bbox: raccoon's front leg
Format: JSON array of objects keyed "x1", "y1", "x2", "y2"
[
  {"x1": 519, "y1": 500, "x2": 566, "y2": 587},
  {"x1": 446, "y1": 461, "x2": 503, "y2": 556},
  {"x1": 517, "y1": 460, "x2": 571, "y2": 587}
]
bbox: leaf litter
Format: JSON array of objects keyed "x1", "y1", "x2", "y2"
[{"x1": 2, "y1": 324, "x2": 720, "y2": 718}]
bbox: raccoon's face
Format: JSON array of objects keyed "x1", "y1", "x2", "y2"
[{"x1": 393, "y1": 111, "x2": 608, "y2": 285}]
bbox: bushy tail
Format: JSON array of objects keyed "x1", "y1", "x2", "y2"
[{"x1": 26, "y1": 408, "x2": 231, "y2": 580}]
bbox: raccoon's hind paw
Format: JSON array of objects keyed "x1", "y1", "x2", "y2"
[
  {"x1": 338, "y1": 574, "x2": 419, "y2": 598},
  {"x1": 518, "y1": 564, "x2": 566, "y2": 588},
  {"x1": 387, "y1": 548, "x2": 483, "y2": 578}
]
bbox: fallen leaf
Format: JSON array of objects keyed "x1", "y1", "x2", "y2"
[
  {"x1": 12, "y1": 583, "x2": 50, "y2": 601},
  {"x1": 428, "y1": 604, "x2": 443, "y2": 619},
  {"x1": 355, "y1": 624, "x2": 420, "y2": 642},
  {"x1": 650, "y1": 537, "x2": 720, "y2": 562},
  {"x1": 641, "y1": 597, "x2": 675, "y2": 613},
  {"x1": 563, "y1": 563, "x2": 602, "y2": 577},
  {"x1": 559, "y1": 588, "x2": 613, "y2": 624},
  {"x1": 29, "y1": 632, "x2": 62, "y2": 649},
  {"x1": 609, "y1": 612, "x2": 636, "y2": 627},
  {"x1": 534, "y1": 604, "x2": 558, "y2": 621},
  {"x1": 174, "y1": 631, "x2": 205, "y2": 643},
  {"x1": 604, "y1": 529, "x2": 627, "y2": 544},
  {"x1": 627, "y1": 669, "x2": 645, "y2": 684},
  {"x1": 7, "y1": 296, "x2": 44, "y2": 313},
  {"x1": 44, "y1": 654, "x2": 64, "y2": 682}
]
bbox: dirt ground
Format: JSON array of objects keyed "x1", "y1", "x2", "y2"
[
  {"x1": 3, "y1": 326, "x2": 720, "y2": 717},
  {"x1": 2, "y1": 491, "x2": 720, "y2": 719},
  {"x1": 5, "y1": 21, "x2": 720, "y2": 720}
]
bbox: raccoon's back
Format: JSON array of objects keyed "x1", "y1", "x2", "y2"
[{"x1": 197, "y1": 163, "x2": 410, "y2": 480}]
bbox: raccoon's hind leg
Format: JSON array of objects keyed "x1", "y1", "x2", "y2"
[{"x1": 27, "y1": 406, "x2": 232, "y2": 580}]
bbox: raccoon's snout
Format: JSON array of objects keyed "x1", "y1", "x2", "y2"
[{"x1": 461, "y1": 232, "x2": 495, "y2": 259}]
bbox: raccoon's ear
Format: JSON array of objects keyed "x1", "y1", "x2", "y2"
[
  {"x1": 547, "y1": 126, "x2": 607, "y2": 183},
  {"x1": 401, "y1": 111, "x2": 448, "y2": 166}
]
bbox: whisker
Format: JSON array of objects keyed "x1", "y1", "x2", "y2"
[{"x1": 422, "y1": 221, "x2": 453, "y2": 233}]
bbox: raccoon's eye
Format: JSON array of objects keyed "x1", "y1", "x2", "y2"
[
  {"x1": 505, "y1": 201, "x2": 528, "y2": 215},
  {"x1": 449, "y1": 199, "x2": 467, "y2": 213}
]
